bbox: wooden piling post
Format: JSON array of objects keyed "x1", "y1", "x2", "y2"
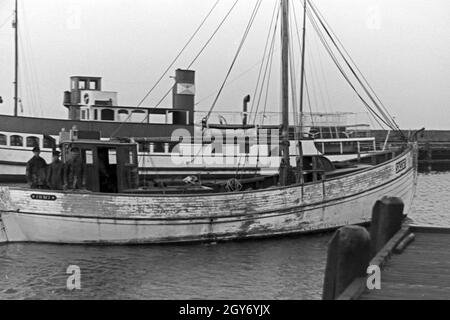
[
  {"x1": 322, "y1": 226, "x2": 371, "y2": 300},
  {"x1": 370, "y1": 197, "x2": 404, "y2": 258}
]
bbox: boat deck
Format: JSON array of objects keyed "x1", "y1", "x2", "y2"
[{"x1": 360, "y1": 226, "x2": 450, "y2": 300}]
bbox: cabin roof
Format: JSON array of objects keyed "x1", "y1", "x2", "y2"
[{"x1": 70, "y1": 76, "x2": 102, "y2": 80}]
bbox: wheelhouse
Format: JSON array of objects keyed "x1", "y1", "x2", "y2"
[{"x1": 60, "y1": 132, "x2": 139, "y2": 193}]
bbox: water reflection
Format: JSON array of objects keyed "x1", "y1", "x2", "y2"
[
  {"x1": 410, "y1": 170, "x2": 450, "y2": 226},
  {"x1": 0, "y1": 234, "x2": 331, "y2": 300}
]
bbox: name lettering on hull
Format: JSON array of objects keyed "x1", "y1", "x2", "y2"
[
  {"x1": 31, "y1": 194, "x2": 57, "y2": 201},
  {"x1": 395, "y1": 159, "x2": 407, "y2": 174}
]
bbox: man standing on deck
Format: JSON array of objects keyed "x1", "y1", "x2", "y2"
[
  {"x1": 26, "y1": 146, "x2": 47, "y2": 189},
  {"x1": 46, "y1": 150, "x2": 64, "y2": 190},
  {"x1": 64, "y1": 147, "x2": 86, "y2": 190}
]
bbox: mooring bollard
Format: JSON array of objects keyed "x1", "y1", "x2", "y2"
[
  {"x1": 370, "y1": 197, "x2": 404, "y2": 258},
  {"x1": 322, "y1": 225, "x2": 371, "y2": 300}
]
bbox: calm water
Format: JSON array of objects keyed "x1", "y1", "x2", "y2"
[{"x1": 1, "y1": 171, "x2": 449, "y2": 300}]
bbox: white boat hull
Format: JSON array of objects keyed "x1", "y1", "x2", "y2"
[{"x1": 0, "y1": 147, "x2": 417, "y2": 244}]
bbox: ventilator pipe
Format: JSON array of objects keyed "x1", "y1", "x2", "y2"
[{"x1": 243, "y1": 95, "x2": 251, "y2": 125}]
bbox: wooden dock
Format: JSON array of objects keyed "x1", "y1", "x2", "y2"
[
  {"x1": 323, "y1": 198, "x2": 450, "y2": 300},
  {"x1": 359, "y1": 225, "x2": 450, "y2": 300}
]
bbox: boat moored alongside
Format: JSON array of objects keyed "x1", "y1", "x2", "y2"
[{"x1": 0, "y1": 135, "x2": 417, "y2": 244}]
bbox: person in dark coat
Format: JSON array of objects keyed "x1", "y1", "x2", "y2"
[
  {"x1": 64, "y1": 147, "x2": 85, "y2": 190},
  {"x1": 26, "y1": 146, "x2": 47, "y2": 189},
  {"x1": 46, "y1": 150, "x2": 64, "y2": 190}
]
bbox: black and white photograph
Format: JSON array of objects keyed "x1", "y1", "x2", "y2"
[{"x1": 0, "y1": 0, "x2": 449, "y2": 305}]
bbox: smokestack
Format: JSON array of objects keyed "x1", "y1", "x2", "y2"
[{"x1": 172, "y1": 69, "x2": 195, "y2": 125}]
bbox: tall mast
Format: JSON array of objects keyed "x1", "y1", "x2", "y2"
[
  {"x1": 280, "y1": 0, "x2": 290, "y2": 186},
  {"x1": 13, "y1": 0, "x2": 19, "y2": 117},
  {"x1": 299, "y1": 0, "x2": 307, "y2": 118},
  {"x1": 296, "y1": 0, "x2": 307, "y2": 183}
]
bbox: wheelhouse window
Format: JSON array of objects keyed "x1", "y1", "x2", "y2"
[
  {"x1": 10, "y1": 135, "x2": 23, "y2": 147},
  {"x1": 89, "y1": 81, "x2": 97, "y2": 90},
  {"x1": 0, "y1": 134, "x2": 7, "y2": 146},
  {"x1": 78, "y1": 80, "x2": 86, "y2": 90},
  {"x1": 85, "y1": 150, "x2": 93, "y2": 165},
  {"x1": 94, "y1": 109, "x2": 98, "y2": 120},
  {"x1": 26, "y1": 136, "x2": 40, "y2": 148},
  {"x1": 101, "y1": 109, "x2": 115, "y2": 121},
  {"x1": 108, "y1": 149, "x2": 117, "y2": 164},
  {"x1": 81, "y1": 110, "x2": 87, "y2": 120}
]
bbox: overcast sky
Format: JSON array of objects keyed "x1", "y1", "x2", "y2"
[{"x1": 0, "y1": 0, "x2": 449, "y2": 129}]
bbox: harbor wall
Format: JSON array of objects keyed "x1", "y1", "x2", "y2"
[
  {"x1": 370, "y1": 129, "x2": 450, "y2": 143},
  {"x1": 370, "y1": 130, "x2": 450, "y2": 168}
]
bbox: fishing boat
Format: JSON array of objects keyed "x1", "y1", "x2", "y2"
[
  {"x1": 0, "y1": 126, "x2": 417, "y2": 244},
  {"x1": 0, "y1": 0, "x2": 418, "y2": 244}
]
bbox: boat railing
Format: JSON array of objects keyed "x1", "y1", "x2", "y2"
[{"x1": 195, "y1": 111, "x2": 373, "y2": 128}]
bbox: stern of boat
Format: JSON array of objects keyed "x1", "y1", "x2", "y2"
[
  {"x1": 0, "y1": 186, "x2": 26, "y2": 243},
  {"x1": 0, "y1": 215, "x2": 7, "y2": 243}
]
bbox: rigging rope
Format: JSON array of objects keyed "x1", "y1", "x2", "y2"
[
  {"x1": 307, "y1": 15, "x2": 385, "y2": 131},
  {"x1": 20, "y1": 4, "x2": 44, "y2": 117},
  {"x1": 187, "y1": 0, "x2": 241, "y2": 70},
  {"x1": 309, "y1": 0, "x2": 400, "y2": 128},
  {"x1": 111, "y1": 0, "x2": 238, "y2": 137},
  {"x1": 306, "y1": 0, "x2": 406, "y2": 140},
  {"x1": 190, "y1": 0, "x2": 264, "y2": 168},
  {"x1": 305, "y1": 3, "x2": 395, "y2": 132},
  {"x1": 288, "y1": 13, "x2": 300, "y2": 142},
  {"x1": 249, "y1": 0, "x2": 279, "y2": 119},
  {"x1": 294, "y1": 0, "x2": 328, "y2": 119},
  {"x1": 0, "y1": 13, "x2": 13, "y2": 30},
  {"x1": 236, "y1": 2, "x2": 281, "y2": 176},
  {"x1": 259, "y1": 30, "x2": 277, "y2": 127},
  {"x1": 204, "y1": 0, "x2": 262, "y2": 123},
  {"x1": 195, "y1": 59, "x2": 265, "y2": 107},
  {"x1": 252, "y1": 4, "x2": 280, "y2": 125},
  {"x1": 310, "y1": 7, "x2": 394, "y2": 129},
  {"x1": 136, "y1": 0, "x2": 221, "y2": 107},
  {"x1": 137, "y1": 0, "x2": 247, "y2": 166}
]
